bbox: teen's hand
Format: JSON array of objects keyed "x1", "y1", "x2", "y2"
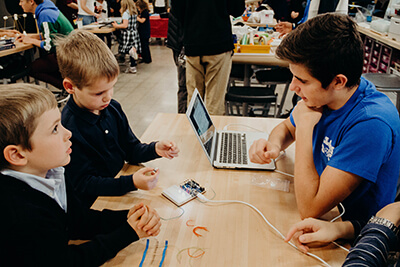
[
  {"x1": 132, "y1": 167, "x2": 159, "y2": 190},
  {"x1": 155, "y1": 140, "x2": 179, "y2": 159},
  {"x1": 376, "y1": 202, "x2": 400, "y2": 227},
  {"x1": 292, "y1": 100, "x2": 323, "y2": 129},
  {"x1": 127, "y1": 203, "x2": 161, "y2": 238},
  {"x1": 249, "y1": 138, "x2": 281, "y2": 164},
  {"x1": 285, "y1": 218, "x2": 354, "y2": 253}
]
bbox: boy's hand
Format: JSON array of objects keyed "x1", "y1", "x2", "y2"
[
  {"x1": 285, "y1": 218, "x2": 354, "y2": 254},
  {"x1": 292, "y1": 100, "x2": 323, "y2": 129},
  {"x1": 155, "y1": 140, "x2": 179, "y2": 159},
  {"x1": 127, "y1": 203, "x2": 161, "y2": 238},
  {"x1": 249, "y1": 138, "x2": 281, "y2": 164},
  {"x1": 133, "y1": 167, "x2": 159, "y2": 190}
]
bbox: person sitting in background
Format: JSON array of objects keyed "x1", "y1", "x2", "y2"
[
  {"x1": 285, "y1": 202, "x2": 400, "y2": 266},
  {"x1": 57, "y1": 30, "x2": 179, "y2": 208},
  {"x1": 17, "y1": 0, "x2": 73, "y2": 90},
  {"x1": 249, "y1": 14, "x2": 400, "y2": 222},
  {"x1": 0, "y1": 83, "x2": 161, "y2": 266},
  {"x1": 56, "y1": 0, "x2": 79, "y2": 28}
]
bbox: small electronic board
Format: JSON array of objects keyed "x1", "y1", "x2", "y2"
[{"x1": 161, "y1": 179, "x2": 206, "y2": 206}]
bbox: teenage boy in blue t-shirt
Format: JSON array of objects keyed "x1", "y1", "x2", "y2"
[{"x1": 249, "y1": 13, "x2": 400, "y2": 222}]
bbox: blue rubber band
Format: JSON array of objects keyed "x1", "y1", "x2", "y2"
[
  {"x1": 159, "y1": 240, "x2": 168, "y2": 267},
  {"x1": 139, "y1": 239, "x2": 150, "y2": 267}
]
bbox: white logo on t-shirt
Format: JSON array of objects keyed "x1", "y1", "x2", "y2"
[{"x1": 321, "y1": 136, "x2": 335, "y2": 161}]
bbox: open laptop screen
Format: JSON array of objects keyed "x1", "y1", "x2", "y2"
[{"x1": 188, "y1": 93, "x2": 216, "y2": 159}]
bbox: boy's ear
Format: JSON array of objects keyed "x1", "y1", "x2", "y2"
[
  {"x1": 332, "y1": 74, "x2": 348, "y2": 90},
  {"x1": 3, "y1": 145, "x2": 27, "y2": 167},
  {"x1": 63, "y1": 78, "x2": 76, "y2": 94}
]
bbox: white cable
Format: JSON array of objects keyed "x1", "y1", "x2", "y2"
[
  {"x1": 330, "y1": 203, "x2": 345, "y2": 223},
  {"x1": 274, "y1": 169, "x2": 294, "y2": 178},
  {"x1": 330, "y1": 203, "x2": 350, "y2": 253},
  {"x1": 196, "y1": 194, "x2": 332, "y2": 267}
]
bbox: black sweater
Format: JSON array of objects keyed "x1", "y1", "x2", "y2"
[
  {"x1": 172, "y1": 0, "x2": 245, "y2": 56},
  {"x1": 0, "y1": 173, "x2": 139, "y2": 267}
]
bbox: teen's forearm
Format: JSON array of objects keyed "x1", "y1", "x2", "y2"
[
  {"x1": 294, "y1": 125, "x2": 322, "y2": 219},
  {"x1": 268, "y1": 119, "x2": 295, "y2": 151}
]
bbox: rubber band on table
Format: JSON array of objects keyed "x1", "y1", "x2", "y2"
[
  {"x1": 159, "y1": 240, "x2": 168, "y2": 267},
  {"x1": 160, "y1": 206, "x2": 185, "y2": 221},
  {"x1": 176, "y1": 247, "x2": 206, "y2": 263},
  {"x1": 139, "y1": 239, "x2": 150, "y2": 267},
  {"x1": 193, "y1": 226, "x2": 209, "y2": 237},
  {"x1": 187, "y1": 247, "x2": 205, "y2": 258},
  {"x1": 186, "y1": 219, "x2": 195, "y2": 227}
]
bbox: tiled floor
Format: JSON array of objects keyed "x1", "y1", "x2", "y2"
[{"x1": 113, "y1": 44, "x2": 179, "y2": 137}]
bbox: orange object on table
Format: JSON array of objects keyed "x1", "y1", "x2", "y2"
[{"x1": 150, "y1": 15, "x2": 168, "y2": 38}]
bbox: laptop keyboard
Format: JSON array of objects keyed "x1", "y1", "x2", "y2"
[{"x1": 220, "y1": 132, "x2": 248, "y2": 165}]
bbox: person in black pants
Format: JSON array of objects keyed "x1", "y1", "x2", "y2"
[
  {"x1": 167, "y1": 9, "x2": 186, "y2": 113},
  {"x1": 136, "y1": 0, "x2": 152, "y2": 63}
]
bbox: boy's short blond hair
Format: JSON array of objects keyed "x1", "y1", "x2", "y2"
[
  {"x1": 56, "y1": 30, "x2": 119, "y2": 89},
  {"x1": 0, "y1": 84, "x2": 57, "y2": 170}
]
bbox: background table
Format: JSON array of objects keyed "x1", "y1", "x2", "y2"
[
  {"x1": 92, "y1": 113, "x2": 348, "y2": 267},
  {"x1": 150, "y1": 15, "x2": 168, "y2": 38},
  {"x1": 0, "y1": 41, "x2": 33, "y2": 58}
]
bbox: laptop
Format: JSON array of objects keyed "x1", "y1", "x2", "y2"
[{"x1": 186, "y1": 89, "x2": 276, "y2": 170}]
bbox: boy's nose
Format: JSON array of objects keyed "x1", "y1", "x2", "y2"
[
  {"x1": 104, "y1": 90, "x2": 113, "y2": 102},
  {"x1": 289, "y1": 82, "x2": 299, "y2": 93}
]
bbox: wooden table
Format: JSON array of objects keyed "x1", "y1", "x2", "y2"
[
  {"x1": 82, "y1": 24, "x2": 116, "y2": 34},
  {"x1": 92, "y1": 113, "x2": 348, "y2": 267},
  {"x1": 0, "y1": 41, "x2": 33, "y2": 58}
]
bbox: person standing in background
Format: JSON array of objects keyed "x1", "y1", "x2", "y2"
[
  {"x1": 77, "y1": 0, "x2": 100, "y2": 25},
  {"x1": 172, "y1": 0, "x2": 245, "y2": 115},
  {"x1": 167, "y1": 8, "x2": 186, "y2": 113},
  {"x1": 153, "y1": 0, "x2": 166, "y2": 14},
  {"x1": 56, "y1": 0, "x2": 79, "y2": 27},
  {"x1": 112, "y1": 0, "x2": 141, "y2": 74},
  {"x1": 136, "y1": 0, "x2": 152, "y2": 63}
]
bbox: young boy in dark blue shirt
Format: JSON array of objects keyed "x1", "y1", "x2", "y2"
[
  {"x1": 0, "y1": 84, "x2": 161, "y2": 266},
  {"x1": 58, "y1": 30, "x2": 180, "y2": 207}
]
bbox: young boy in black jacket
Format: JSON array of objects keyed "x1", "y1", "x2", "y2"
[
  {"x1": 58, "y1": 31, "x2": 179, "y2": 208},
  {"x1": 0, "y1": 84, "x2": 161, "y2": 266}
]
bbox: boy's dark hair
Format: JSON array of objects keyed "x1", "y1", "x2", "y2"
[
  {"x1": 33, "y1": 0, "x2": 44, "y2": 5},
  {"x1": 276, "y1": 13, "x2": 363, "y2": 89},
  {"x1": 0, "y1": 84, "x2": 57, "y2": 170}
]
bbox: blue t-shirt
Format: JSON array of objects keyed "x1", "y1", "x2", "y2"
[{"x1": 290, "y1": 77, "x2": 400, "y2": 221}]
